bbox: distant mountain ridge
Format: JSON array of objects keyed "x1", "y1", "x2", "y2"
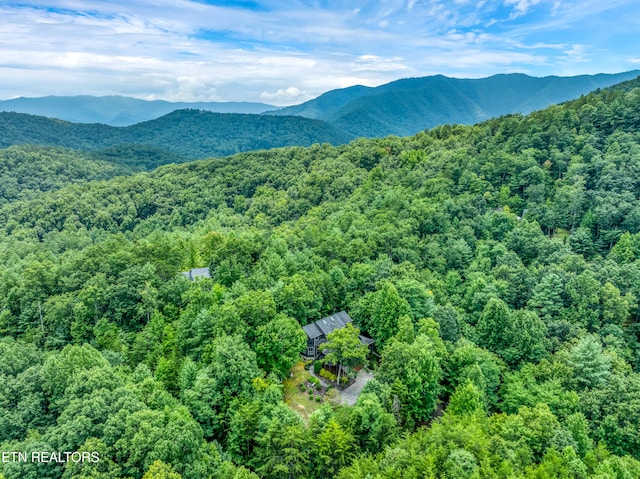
[
  {"x1": 0, "y1": 109, "x2": 351, "y2": 167},
  {"x1": 4, "y1": 72, "x2": 639, "y2": 134},
  {"x1": 0, "y1": 95, "x2": 276, "y2": 126},
  {"x1": 2, "y1": 71, "x2": 639, "y2": 171},
  {"x1": 267, "y1": 71, "x2": 640, "y2": 137}
]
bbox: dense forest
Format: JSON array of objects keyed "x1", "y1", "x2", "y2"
[
  {"x1": 0, "y1": 76, "x2": 640, "y2": 479},
  {"x1": 0, "y1": 145, "x2": 138, "y2": 206},
  {"x1": 0, "y1": 109, "x2": 350, "y2": 163}
]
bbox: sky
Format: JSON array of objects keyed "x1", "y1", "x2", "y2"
[{"x1": 1, "y1": 0, "x2": 639, "y2": 105}]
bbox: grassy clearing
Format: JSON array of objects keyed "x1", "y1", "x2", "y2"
[
  {"x1": 283, "y1": 361, "x2": 326, "y2": 420},
  {"x1": 553, "y1": 228, "x2": 571, "y2": 241}
]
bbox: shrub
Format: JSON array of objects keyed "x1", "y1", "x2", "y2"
[
  {"x1": 313, "y1": 360, "x2": 322, "y2": 374},
  {"x1": 315, "y1": 396, "x2": 322, "y2": 402},
  {"x1": 308, "y1": 375, "x2": 320, "y2": 386},
  {"x1": 324, "y1": 388, "x2": 339, "y2": 405},
  {"x1": 319, "y1": 368, "x2": 337, "y2": 382},
  {"x1": 298, "y1": 383, "x2": 306, "y2": 392}
]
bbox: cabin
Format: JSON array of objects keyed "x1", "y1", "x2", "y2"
[
  {"x1": 302, "y1": 311, "x2": 374, "y2": 359},
  {"x1": 181, "y1": 267, "x2": 211, "y2": 281}
]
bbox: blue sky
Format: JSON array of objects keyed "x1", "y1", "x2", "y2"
[{"x1": 0, "y1": 0, "x2": 638, "y2": 105}]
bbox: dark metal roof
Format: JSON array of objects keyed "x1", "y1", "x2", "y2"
[
  {"x1": 181, "y1": 267, "x2": 211, "y2": 281},
  {"x1": 358, "y1": 335, "x2": 375, "y2": 346},
  {"x1": 303, "y1": 311, "x2": 354, "y2": 339},
  {"x1": 315, "y1": 311, "x2": 352, "y2": 336},
  {"x1": 302, "y1": 322, "x2": 323, "y2": 339}
]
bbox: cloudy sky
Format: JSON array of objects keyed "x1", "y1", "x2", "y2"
[{"x1": 1, "y1": 0, "x2": 638, "y2": 105}]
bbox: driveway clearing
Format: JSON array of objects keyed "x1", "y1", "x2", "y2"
[{"x1": 339, "y1": 370, "x2": 374, "y2": 406}]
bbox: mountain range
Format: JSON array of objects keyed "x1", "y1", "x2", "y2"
[
  {"x1": 2, "y1": 72, "x2": 639, "y2": 140},
  {"x1": 0, "y1": 95, "x2": 276, "y2": 126},
  {"x1": 1, "y1": 71, "x2": 639, "y2": 170},
  {"x1": 267, "y1": 71, "x2": 640, "y2": 137}
]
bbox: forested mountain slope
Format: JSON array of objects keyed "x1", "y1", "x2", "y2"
[
  {"x1": 1, "y1": 78, "x2": 640, "y2": 478},
  {"x1": 0, "y1": 145, "x2": 135, "y2": 206},
  {"x1": 0, "y1": 95, "x2": 275, "y2": 126},
  {"x1": 0, "y1": 109, "x2": 351, "y2": 165},
  {"x1": 268, "y1": 71, "x2": 640, "y2": 137}
]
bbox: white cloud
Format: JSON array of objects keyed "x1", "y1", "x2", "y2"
[
  {"x1": 163, "y1": 77, "x2": 220, "y2": 102},
  {"x1": 551, "y1": 1, "x2": 563, "y2": 15},
  {"x1": 260, "y1": 87, "x2": 308, "y2": 104},
  {"x1": 504, "y1": 0, "x2": 542, "y2": 19},
  {"x1": 422, "y1": 49, "x2": 545, "y2": 70},
  {"x1": 352, "y1": 55, "x2": 409, "y2": 73},
  {"x1": 563, "y1": 43, "x2": 588, "y2": 63},
  {"x1": 0, "y1": 0, "x2": 637, "y2": 102}
]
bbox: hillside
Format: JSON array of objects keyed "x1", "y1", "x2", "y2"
[
  {"x1": 0, "y1": 95, "x2": 275, "y2": 126},
  {"x1": 0, "y1": 109, "x2": 351, "y2": 166},
  {"x1": 268, "y1": 71, "x2": 640, "y2": 137},
  {"x1": 0, "y1": 145, "x2": 135, "y2": 206},
  {"x1": 1, "y1": 77, "x2": 640, "y2": 479},
  {"x1": 121, "y1": 109, "x2": 351, "y2": 158}
]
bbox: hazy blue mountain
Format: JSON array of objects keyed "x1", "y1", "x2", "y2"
[
  {"x1": 5, "y1": 71, "x2": 637, "y2": 135},
  {"x1": 0, "y1": 109, "x2": 351, "y2": 167},
  {"x1": 0, "y1": 95, "x2": 276, "y2": 126},
  {"x1": 267, "y1": 71, "x2": 640, "y2": 137}
]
